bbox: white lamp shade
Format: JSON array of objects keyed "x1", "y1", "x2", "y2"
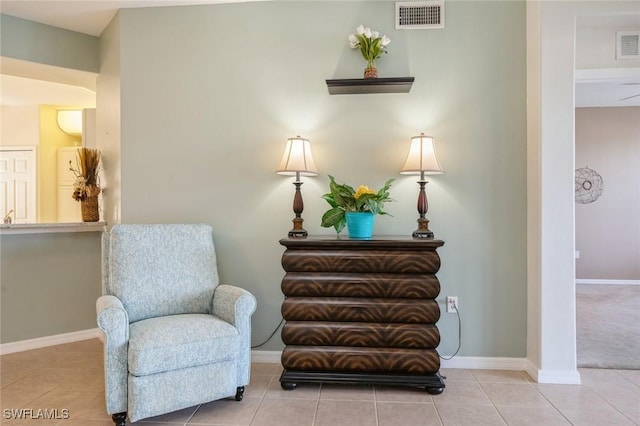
[
  {"x1": 276, "y1": 136, "x2": 318, "y2": 176},
  {"x1": 57, "y1": 110, "x2": 83, "y2": 137},
  {"x1": 400, "y1": 134, "x2": 444, "y2": 174}
]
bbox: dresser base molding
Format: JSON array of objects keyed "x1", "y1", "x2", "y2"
[{"x1": 279, "y1": 369, "x2": 445, "y2": 394}]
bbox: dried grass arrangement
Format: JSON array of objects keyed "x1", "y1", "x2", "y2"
[{"x1": 70, "y1": 147, "x2": 101, "y2": 202}]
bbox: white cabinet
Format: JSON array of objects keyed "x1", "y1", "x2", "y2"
[{"x1": 57, "y1": 147, "x2": 82, "y2": 222}]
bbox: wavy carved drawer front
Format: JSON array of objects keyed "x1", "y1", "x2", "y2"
[
  {"x1": 282, "y1": 297, "x2": 440, "y2": 323},
  {"x1": 281, "y1": 273, "x2": 440, "y2": 298},
  {"x1": 281, "y1": 249, "x2": 441, "y2": 273},
  {"x1": 278, "y1": 237, "x2": 446, "y2": 393},
  {"x1": 282, "y1": 321, "x2": 440, "y2": 348},
  {"x1": 282, "y1": 346, "x2": 440, "y2": 374}
]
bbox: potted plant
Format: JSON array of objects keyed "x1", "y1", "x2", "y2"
[
  {"x1": 70, "y1": 147, "x2": 101, "y2": 222},
  {"x1": 321, "y1": 175, "x2": 394, "y2": 238}
]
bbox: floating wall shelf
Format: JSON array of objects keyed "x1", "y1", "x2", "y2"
[{"x1": 326, "y1": 77, "x2": 415, "y2": 95}]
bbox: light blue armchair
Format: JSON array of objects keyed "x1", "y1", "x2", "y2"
[{"x1": 97, "y1": 224, "x2": 257, "y2": 425}]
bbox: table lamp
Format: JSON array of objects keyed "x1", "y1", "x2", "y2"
[
  {"x1": 400, "y1": 133, "x2": 444, "y2": 238},
  {"x1": 276, "y1": 136, "x2": 318, "y2": 237}
]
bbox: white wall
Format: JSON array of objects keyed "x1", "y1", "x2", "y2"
[
  {"x1": 527, "y1": 0, "x2": 639, "y2": 384},
  {"x1": 102, "y1": 1, "x2": 528, "y2": 356},
  {"x1": 575, "y1": 107, "x2": 640, "y2": 280}
]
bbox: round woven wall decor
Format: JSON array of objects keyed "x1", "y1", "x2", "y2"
[{"x1": 575, "y1": 167, "x2": 604, "y2": 204}]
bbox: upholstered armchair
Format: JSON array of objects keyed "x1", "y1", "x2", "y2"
[{"x1": 97, "y1": 224, "x2": 257, "y2": 426}]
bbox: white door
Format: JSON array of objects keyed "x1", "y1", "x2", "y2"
[{"x1": 0, "y1": 147, "x2": 36, "y2": 223}]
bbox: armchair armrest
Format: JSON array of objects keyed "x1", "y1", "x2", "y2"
[
  {"x1": 212, "y1": 285, "x2": 257, "y2": 385},
  {"x1": 96, "y1": 295, "x2": 129, "y2": 415}
]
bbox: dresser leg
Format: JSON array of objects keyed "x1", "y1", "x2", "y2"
[{"x1": 280, "y1": 381, "x2": 298, "y2": 390}]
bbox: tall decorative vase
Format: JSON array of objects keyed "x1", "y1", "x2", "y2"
[
  {"x1": 345, "y1": 212, "x2": 375, "y2": 239},
  {"x1": 81, "y1": 194, "x2": 99, "y2": 222}
]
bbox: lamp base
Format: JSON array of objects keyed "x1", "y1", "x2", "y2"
[
  {"x1": 412, "y1": 218, "x2": 434, "y2": 239},
  {"x1": 412, "y1": 229, "x2": 434, "y2": 239},
  {"x1": 288, "y1": 218, "x2": 308, "y2": 238}
]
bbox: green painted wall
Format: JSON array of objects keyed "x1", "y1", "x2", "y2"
[
  {"x1": 0, "y1": 232, "x2": 102, "y2": 343},
  {"x1": 0, "y1": 14, "x2": 99, "y2": 73},
  {"x1": 112, "y1": 1, "x2": 527, "y2": 356}
]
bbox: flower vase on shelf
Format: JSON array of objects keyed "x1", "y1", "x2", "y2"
[
  {"x1": 345, "y1": 212, "x2": 375, "y2": 239},
  {"x1": 364, "y1": 66, "x2": 378, "y2": 79},
  {"x1": 348, "y1": 25, "x2": 390, "y2": 80}
]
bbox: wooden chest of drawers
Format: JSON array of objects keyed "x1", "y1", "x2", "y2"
[{"x1": 278, "y1": 236, "x2": 445, "y2": 394}]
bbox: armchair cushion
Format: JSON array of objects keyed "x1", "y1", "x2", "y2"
[{"x1": 128, "y1": 314, "x2": 239, "y2": 376}]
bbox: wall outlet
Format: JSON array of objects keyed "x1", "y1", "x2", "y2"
[{"x1": 446, "y1": 296, "x2": 458, "y2": 313}]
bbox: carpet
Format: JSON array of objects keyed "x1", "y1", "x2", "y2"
[{"x1": 576, "y1": 284, "x2": 640, "y2": 369}]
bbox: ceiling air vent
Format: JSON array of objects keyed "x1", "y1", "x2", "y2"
[
  {"x1": 396, "y1": 1, "x2": 445, "y2": 30},
  {"x1": 616, "y1": 31, "x2": 640, "y2": 60}
]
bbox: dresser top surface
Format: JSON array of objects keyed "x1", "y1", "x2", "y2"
[{"x1": 279, "y1": 235, "x2": 445, "y2": 249}]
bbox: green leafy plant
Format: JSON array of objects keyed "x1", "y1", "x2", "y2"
[
  {"x1": 348, "y1": 25, "x2": 391, "y2": 69},
  {"x1": 321, "y1": 175, "x2": 394, "y2": 234}
]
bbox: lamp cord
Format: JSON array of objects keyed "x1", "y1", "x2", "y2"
[
  {"x1": 439, "y1": 303, "x2": 462, "y2": 360},
  {"x1": 251, "y1": 317, "x2": 285, "y2": 349}
]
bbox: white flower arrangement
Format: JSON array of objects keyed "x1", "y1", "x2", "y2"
[{"x1": 348, "y1": 25, "x2": 391, "y2": 70}]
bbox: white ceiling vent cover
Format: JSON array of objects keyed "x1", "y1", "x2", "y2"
[
  {"x1": 616, "y1": 31, "x2": 640, "y2": 60},
  {"x1": 396, "y1": 1, "x2": 445, "y2": 30}
]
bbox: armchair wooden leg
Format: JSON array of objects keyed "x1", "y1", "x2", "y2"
[
  {"x1": 235, "y1": 386, "x2": 245, "y2": 401},
  {"x1": 112, "y1": 412, "x2": 127, "y2": 426}
]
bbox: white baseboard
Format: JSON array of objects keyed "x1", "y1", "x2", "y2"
[
  {"x1": 251, "y1": 350, "x2": 281, "y2": 363},
  {"x1": 576, "y1": 279, "x2": 640, "y2": 286},
  {"x1": 440, "y1": 356, "x2": 529, "y2": 371},
  {"x1": 0, "y1": 328, "x2": 102, "y2": 355},
  {"x1": 525, "y1": 360, "x2": 582, "y2": 384}
]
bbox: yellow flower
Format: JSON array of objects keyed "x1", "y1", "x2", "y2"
[{"x1": 355, "y1": 185, "x2": 376, "y2": 199}]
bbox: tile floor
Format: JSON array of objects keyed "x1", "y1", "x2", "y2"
[{"x1": 1, "y1": 339, "x2": 639, "y2": 425}]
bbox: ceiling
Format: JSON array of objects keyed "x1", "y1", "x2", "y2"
[{"x1": 0, "y1": 1, "x2": 638, "y2": 108}]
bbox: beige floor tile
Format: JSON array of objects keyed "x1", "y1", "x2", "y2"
[
  {"x1": 480, "y1": 383, "x2": 552, "y2": 407},
  {"x1": 579, "y1": 368, "x2": 639, "y2": 389},
  {"x1": 250, "y1": 363, "x2": 280, "y2": 377},
  {"x1": 559, "y1": 406, "x2": 636, "y2": 425},
  {"x1": 262, "y1": 380, "x2": 320, "y2": 400},
  {"x1": 137, "y1": 405, "x2": 199, "y2": 424},
  {"x1": 439, "y1": 369, "x2": 476, "y2": 382},
  {"x1": 54, "y1": 420, "x2": 115, "y2": 426},
  {"x1": 1, "y1": 367, "x2": 33, "y2": 388},
  {"x1": 432, "y1": 381, "x2": 492, "y2": 406},
  {"x1": 188, "y1": 398, "x2": 260, "y2": 425},
  {"x1": 615, "y1": 369, "x2": 640, "y2": 387},
  {"x1": 314, "y1": 400, "x2": 376, "y2": 426},
  {"x1": 27, "y1": 389, "x2": 101, "y2": 414},
  {"x1": 319, "y1": 383, "x2": 375, "y2": 401},
  {"x1": 377, "y1": 401, "x2": 442, "y2": 426},
  {"x1": 471, "y1": 370, "x2": 532, "y2": 384},
  {"x1": 535, "y1": 383, "x2": 611, "y2": 410},
  {"x1": 243, "y1": 375, "x2": 273, "y2": 399},
  {"x1": 435, "y1": 404, "x2": 506, "y2": 425},
  {"x1": 53, "y1": 368, "x2": 104, "y2": 392},
  {"x1": 496, "y1": 406, "x2": 570, "y2": 425},
  {"x1": 249, "y1": 398, "x2": 317, "y2": 426},
  {"x1": 67, "y1": 392, "x2": 112, "y2": 421},
  {"x1": 7, "y1": 369, "x2": 79, "y2": 392},
  {"x1": 1, "y1": 385, "x2": 50, "y2": 409},
  {"x1": 49, "y1": 338, "x2": 103, "y2": 353},
  {"x1": 589, "y1": 385, "x2": 640, "y2": 412},
  {"x1": 374, "y1": 385, "x2": 433, "y2": 403}
]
